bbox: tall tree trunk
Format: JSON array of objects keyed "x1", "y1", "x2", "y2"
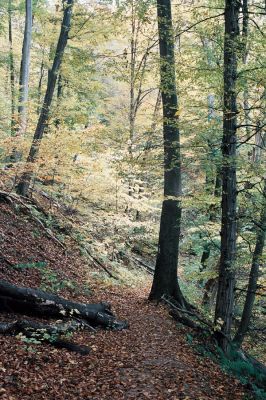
[
  {"x1": 149, "y1": 0, "x2": 185, "y2": 306},
  {"x1": 126, "y1": 1, "x2": 151, "y2": 218},
  {"x1": 214, "y1": 0, "x2": 240, "y2": 352},
  {"x1": 55, "y1": 73, "x2": 63, "y2": 128},
  {"x1": 233, "y1": 179, "x2": 266, "y2": 346},
  {"x1": 242, "y1": 0, "x2": 251, "y2": 139},
  {"x1": 17, "y1": 0, "x2": 32, "y2": 136},
  {"x1": 16, "y1": 0, "x2": 74, "y2": 197},
  {"x1": 252, "y1": 90, "x2": 265, "y2": 163},
  {"x1": 37, "y1": 55, "x2": 45, "y2": 114},
  {"x1": 199, "y1": 39, "x2": 222, "y2": 275},
  {"x1": 200, "y1": 106, "x2": 221, "y2": 272},
  {"x1": 8, "y1": 0, "x2": 15, "y2": 135},
  {"x1": 129, "y1": 0, "x2": 136, "y2": 157},
  {"x1": 234, "y1": 83, "x2": 265, "y2": 346}
]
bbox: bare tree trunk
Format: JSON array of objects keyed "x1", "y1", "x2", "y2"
[
  {"x1": 149, "y1": 0, "x2": 186, "y2": 307},
  {"x1": 37, "y1": 54, "x2": 45, "y2": 114},
  {"x1": 55, "y1": 73, "x2": 63, "y2": 128},
  {"x1": 242, "y1": 0, "x2": 251, "y2": 139},
  {"x1": 234, "y1": 81, "x2": 265, "y2": 346},
  {"x1": 199, "y1": 39, "x2": 222, "y2": 275},
  {"x1": 16, "y1": 0, "x2": 74, "y2": 197},
  {"x1": 234, "y1": 179, "x2": 266, "y2": 346},
  {"x1": 214, "y1": 0, "x2": 240, "y2": 352},
  {"x1": 17, "y1": 0, "x2": 32, "y2": 136},
  {"x1": 8, "y1": 0, "x2": 15, "y2": 136},
  {"x1": 252, "y1": 126, "x2": 265, "y2": 163},
  {"x1": 128, "y1": 0, "x2": 136, "y2": 157},
  {"x1": 126, "y1": 1, "x2": 151, "y2": 217}
]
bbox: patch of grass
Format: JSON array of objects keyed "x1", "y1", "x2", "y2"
[
  {"x1": 114, "y1": 264, "x2": 149, "y2": 287},
  {"x1": 13, "y1": 261, "x2": 47, "y2": 270},
  {"x1": 217, "y1": 348, "x2": 266, "y2": 399},
  {"x1": 186, "y1": 334, "x2": 266, "y2": 400}
]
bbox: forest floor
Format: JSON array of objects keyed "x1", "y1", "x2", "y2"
[{"x1": 0, "y1": 197, "x2": 251, "y2": 400}]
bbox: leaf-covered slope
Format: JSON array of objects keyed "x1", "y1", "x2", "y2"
[{"x1": 0, "y1": 199, "x2": 249, "y2": 399}]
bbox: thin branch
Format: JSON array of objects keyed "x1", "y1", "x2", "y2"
[
  {"x1": 174, "y1": 13, "x2": 225, "y2": 38},
  {"x1": 249, "y1": 18, "x2": 265, "y2": 36}
]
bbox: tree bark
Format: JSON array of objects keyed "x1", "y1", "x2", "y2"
[
  {"x1": 214, "y1": 0, "x2": 240, "y2": 352},
  {"x1": 17, "y1": 0, "x2": 32, "y2": 136},
  {"x1": 8, "y1": 0, "x2": 15, "y2": 136},
  {"x1": 37, "y1": 54, "x2": 45, "y2": 114},
  {"x1": 199, "y1": 40, "x2": 222, "y2": 275},
  {"x1": 129, "y1": 0, "x2": 137, "y2": 157},
  {"x1": 54, "y1": 73, "x2": 63, "y2": 128},
  {"x1": 16, "y1": 0, "x2": 74, "y2": 197},
  {"x1": 234, "y1": 179, "x2": 266, "y2": 346},
  {"x1": 242, "y1": 0, "x2": 249, "y2": 64},
  {"x1": 241, "y1": 0, "x2": 251, "y2": 140},
  {"x1": 149, "y1": 0, "x2": 185, "y2": 306}
]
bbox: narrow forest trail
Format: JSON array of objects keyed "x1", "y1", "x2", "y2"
[
  {"x1": 76, "y1": 285, "x2": 247, "y2": 400},
  {"x1": 0, "y1": 285, "x2": 247, "y2": 400},
  {"x1": 0, "y1": 201, "x2": 248, "y2": 399}
]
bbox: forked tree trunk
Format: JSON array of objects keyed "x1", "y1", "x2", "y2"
[
  {"x1": 149, "y1": 0, "x2": 186, "y2": 306},
  {"x1": 214, "y1": 0, "x2": 240, "y2": 352},
  {"x1": 16, "y1": 0, "x2": 74, "y2": 197}
]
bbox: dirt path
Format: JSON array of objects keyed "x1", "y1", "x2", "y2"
[{"x1": 0, "y1": 284, "x2": 247, "y2": 400}]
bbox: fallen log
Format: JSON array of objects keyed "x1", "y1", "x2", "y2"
[
  {"x1": 80, "y1": 244, "x2": 118, "y2": 280},
  {"x1": 0, "y1": 319, "x2": 90, "y2": 354},
  {"x1": 129, "y1": 254, "x2": 155, "y2": 275},
  {"x1": 0, "y1": 279, "x2": 128, "y2": 330}
]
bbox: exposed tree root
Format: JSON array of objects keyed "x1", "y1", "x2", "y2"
[
  {"x1": 162, "y1": 295, "x2": 211, "y2": 331},
  {"x1": 162, "y1": 295, "x2": 266, "y2": 390}
]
